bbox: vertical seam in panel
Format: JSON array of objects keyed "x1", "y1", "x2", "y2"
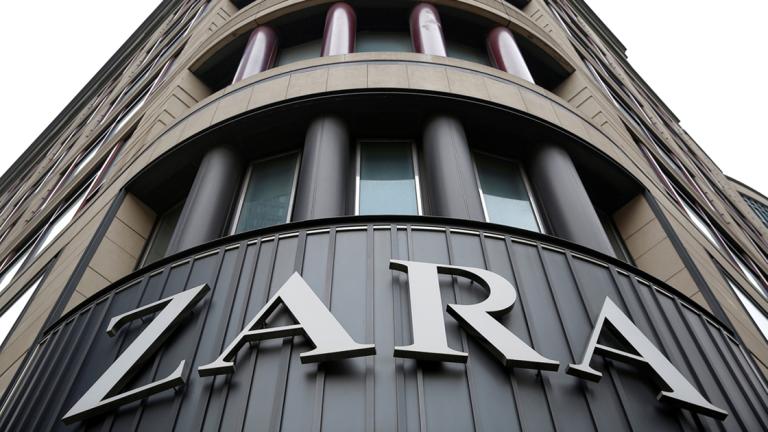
[
  {"x1": 0, "y1": 343, "x2": 40, "y2": 422},
  {"x1": 390, "y1": 225, "x2": 407, "y2": 432},
  {"x1": 365, "y1": 225, "x2": 376, "y2": 432},
  {"x1": 217, "y1": 239, "x2": 263, "y2": 431},
  {"x1": 36, "y1": 295, "x2": 115, "y2": 431},
  {"x1": 192, "y1": 240, "x2": 251, "y2": 431},
  {"x1": 562, "y1": 252, "x2": 635, "y2": 432},
  {"x1": 6, "y1": 317, "x2": 79, "y2": 430},
  {"x1": 406, "y1": 226, "x2": 428, "y2": 432},
  {"x1": 626, "y1": 276, "x2": 710, "y2": 428},
  {"x1": 731, "y1": 338, "x2": 768, "y2": 405},
  {"x1": 606, "y1": 266, "x2": 661, "y2": 432},
  {"x1": 479, "y1": 232, "x2": 523, "y2": 432},
  {"x1": 503, "y1": 236, "x2": 558, "y2": 432},
  {"x1": 169, "y1": 248, "x2": 228, "y2": 430},
  {"x1": 444, "y1": 229, "x2": 479, "y2": 432},
  {"x1": 699, "y1": 315, "x2": 765, "y2": 430},
  {"x1": 128, "y1": 258, "x2": 197, "y2": 432},
  {"x1": 535, "y1": 245, "x2": 600, "y2": 432},
  {"x1": 311, "y1": 227, "x2": 336, "y2": 432},
  {"x1": 1, "y1": 331, "x2": 59, "y2": 429},
  {"x1": 100, "y1": 269, "x2": 169, "y2": 432},
  {"x1": 269, "y1": 232, "x2": 307, "y2": 432},
  {"x1": 644, "y1": 284, "x2": 717, "y2": 431},
  {"x1": 675, "y1": 304, "x2": 746, "y2": 431},
  {"x1": 708, "y1": 318, "x2": 768, "y2": 430},
  {"x1": 242, "y1": 233, "x2": 280, "y2": 432}
]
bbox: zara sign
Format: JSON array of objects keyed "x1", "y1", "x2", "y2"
[{"x1": 62, "y1": 260, "x2": 728, "y2": 424}]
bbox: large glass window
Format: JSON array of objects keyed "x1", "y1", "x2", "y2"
[
  {"x1": 356, "y1": 32, "x2": 412, "y2": 53},
  {"x1": 142, "y1": 202, "x2": 184, "y2": 266},
  {"x1": 233, "y1": 153, "x2": 300, "y2": 233},
  {"x1": 0, "y1": 275, "x2": 42, "y2": 348},
  {"x1": 473, "y1": 153, "x2": 541, "y2": 232},
  {"x1": 357, "y1": 141, "x2": 421, "y2": 215}
]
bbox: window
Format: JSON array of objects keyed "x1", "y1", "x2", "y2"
[
  {"x1": 356, "y1": 141, "x2": 421, "y2": 216},
  {"x1": 446, "y1": 40, "x2": 490, "y2": 66},
  {"x1": 0, "y1": 275, "x2": 43, "y2": 348},
  {"x1": 726, "y1": 276, "x2": 768, "y2": 342},
  {"x1": 473, "y1": 153, "x2": 541, "y2": 232},
  {"x1": 598, "y1": 209, "x2": 633, "y2": 263},
  {"x1": 275, "y1": 40, "x2": 322, "y2": 67},
  {"x1": 743, "y1": 194, "x2": 768, "y2": 228},
  {"x1": 356, "y1": 32, "x2": 412, "y2": 53},
  {"x1": 142, "y1": 201, "x2": 184, "y2": 265},
  {"x1": 232, "y1": 153, "x2": 300, "y2": 233}
]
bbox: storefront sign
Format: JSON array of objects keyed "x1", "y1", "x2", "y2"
[{"x1": 62, "y1": 260, "x2": 728, "y2": 424}]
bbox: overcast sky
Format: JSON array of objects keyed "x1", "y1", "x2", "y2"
[
  {"x1": 0, "y1": 0, "x2": 161, "y2": 178},
  {"x1": 0, "y1": 1, "x2": 765, "y2": 196},
  {"x1": 586, "y1": 0, "x2": 768, "y2": 195}
]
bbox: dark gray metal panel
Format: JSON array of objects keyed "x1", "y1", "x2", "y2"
[
  {"x1": 422, "y1": 116, "x2": 486, "y2": 221},
  {"x1": 168, "y1": 145, "x2": 244, "y2": 254},
  {"x1": 538, "y1": 249, "x2": 626, "y2": 432},
  {"x1": 4, "y1": 220, "x2": 766, "y2": 432},
  {"x1": 450, "y1": 233, "x2": 520, "y2": 432},
  {"x1": 322, "y1": 230, "x2": 369, "y2": 431},
  {"x1": 527, "y1": 143, "x2": 614, "y2": 256},
  {"x1": 293, "y1": 117, "x2": 350, "y2": 221}
]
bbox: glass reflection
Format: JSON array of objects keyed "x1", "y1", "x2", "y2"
[
  {"x1": 475, "y1": 153, "x2": 540, "y2": 232},
  {"x1": 358, "y1": 142, "x2": 419, "y2": 215}
]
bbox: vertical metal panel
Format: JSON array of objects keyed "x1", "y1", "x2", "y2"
[{"x1": 4, "y1": 221, "x2": 767, "y2": 432}]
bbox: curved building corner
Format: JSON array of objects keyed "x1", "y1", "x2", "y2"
[{"x1": 0, "y1": 0, "x2": 767, "y2": 430}]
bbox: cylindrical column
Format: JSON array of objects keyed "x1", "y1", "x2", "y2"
[
  {"x1": 167, "y1": 145, "x2": 244, "y2": 254},
  {"x1": 232, "y1": 26, "x2": 278, "y2": 83},
  {"x1": 487, "y1": 27, "x2": 535, "y2": 84},
  {"x1": 321, "y1": 2, "x2": 356, "y2": 56},
  {"x1": 422, "y1": 116, "x2": 485, "y2": 221},
  {"x1": 527, "y1": 143, "x2": 614, "y2": 256},
  {"x1": 292, "y1": 117, "x2": 350, "y2": 221},
  {"x1": 410, "y1": 3, "x2": 446, "y2": 56}
]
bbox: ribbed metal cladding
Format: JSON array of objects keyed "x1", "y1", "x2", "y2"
[{"x1": 2, "y1": 219, "x2": 767, "y2": 431}]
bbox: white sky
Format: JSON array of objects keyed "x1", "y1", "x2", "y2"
[
  {"x1": 0, "y1": 1, "x2": 765, "y2": 196},
  {"x1": 0, "y1": 0, "x2": 162, "y2": 179},
  {"x1": 586, "y1": 0, "x2": 768, "y2": 195}
]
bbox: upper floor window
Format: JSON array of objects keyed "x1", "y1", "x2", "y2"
[
  {"x1": 743, "y1": 194, "x2": 768, "y2": 228},
  {"x1": 142, "y1": 201, "x2": 184, "y2": 266},
  {"x1": 356, "y1": 141, "x2": 422, "y2": 216},
  {"x1": 473, "y1": 152, "x2": 541, "y2": 232},
  {"x1": 356, "y1": 32, "x2": 411, "y2": 53},
  {"x1": 232, "y1": 153, "x2": 300, "y2": 233},
  {"x1": 32, "y1": 184, "x2": 89, "y2": 257}
]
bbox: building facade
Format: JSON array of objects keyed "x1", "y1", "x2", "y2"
[{"x1": 0, "y1": 0, "x2": 767, "y2": 430}]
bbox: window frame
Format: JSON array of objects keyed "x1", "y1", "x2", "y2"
[
  {"x1": 139, "y1": 200, "x2": 185, "y2": 268},
  {"x1": 229, "y1": 151, "x2": 301, "y2": 235},
  {"x1": 354, "y1": 140, "x2": 423, "y2": 216},
  {"x1": 471, "y1": 151, "x2": 545, "y2": 233}
]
